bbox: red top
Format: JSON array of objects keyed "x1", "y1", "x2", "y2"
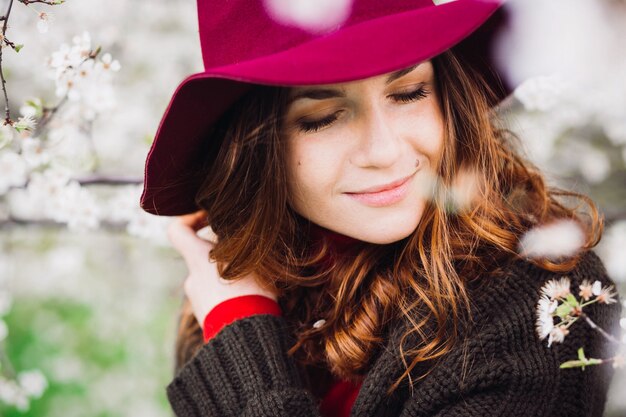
[{"x1": 202, "y1": 224, "x2": 363, "y2": 417}]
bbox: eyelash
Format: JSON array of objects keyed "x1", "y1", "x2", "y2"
[{"x1": 297, "y1": 86, "x2": 430, "y2": 133}]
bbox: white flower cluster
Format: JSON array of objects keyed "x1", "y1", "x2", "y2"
[
  {"x1": 0, "y1": 150, "x2": 28, "y2": 195},
  {"x1": 46, "y1": 31, "x2": 120, "y2": 121},
  {"x1": 5, "y1": 171, "x2": 170, "y2": 240},
  {"x1": 104, "y1": 184, "x2": 172, "y2": 243},
  {"x1": 0, "y1": 370, "x2": 48, "y2": 412},
  {"x1": 36, "y1": 11, "x2": 55, "y2": 34},
  {"x1": 0, "y1": 31, "x2": 161, "y2": 236},
  {"x1": 536, "y1": 276, "x2": 618, "y2": 348},
  {"x1": 0, "y1": 31, "x2": 120, "y2": 205},
  {"x1": 497, "y1": 0, "x2": 626, "y2": 183},
  {"x1": 1, "y1": 286, "x2": 48, "y2": 412}
]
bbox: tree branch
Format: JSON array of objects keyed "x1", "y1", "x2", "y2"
[
  {"x1": 0, "y1": 215, "x2": 131, "y2": 231},
  {"x1": 1, "y1": 0, "x2": 15, "y2": 125},
  {"x1": 579, "y1": 311, "x2": 624, "y2": 346},
  {"x1": 73, "y1": 175, "x2": 143, "y2": 186},
  {"x1": 18, "y1": 0, "x2": 63, "y2": 5}
]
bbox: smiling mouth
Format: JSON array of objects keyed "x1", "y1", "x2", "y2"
[{"x1": 344, "y1": 172, "x2": 415, "y2": 207}]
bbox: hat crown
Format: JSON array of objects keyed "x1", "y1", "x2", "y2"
[{"x1": 197, "y1": 0, "x2": 436, "y2": 70}]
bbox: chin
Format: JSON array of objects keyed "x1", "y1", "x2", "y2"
[
  {"x1": 338, "y1": 209, "x2": 425, "y2": 244},
  {"x1": 351, "y1": 223, "x2": 417, "y2": 244}
]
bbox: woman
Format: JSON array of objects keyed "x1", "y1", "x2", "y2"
[{"x1": 141, "y1": 1, "x2": 622, "y2": 416}]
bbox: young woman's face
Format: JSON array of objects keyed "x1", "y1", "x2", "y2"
[{"x1": 282, "y1": 61, "x2": 444, "y2": 244}]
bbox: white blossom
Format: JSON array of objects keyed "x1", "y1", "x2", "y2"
[
  {"x1": 448, "y1": 168, "x2": 479, "y2": 213},
  {"x1": 127, "y1": 210, "x2": 171, "y2": 244},
  {"x1": 0, "y1": 124, "x2": 15, "y2": 150},
  {"x1": 50, "y1": 180, "x2": 100, "y2": 230},
  {"x1": 495, "y1": 0, "x2": 626, "y2": 189},
  {"x1": 0, "y1": 151, "x2": 28, "y2": 195},
  {"x1": 514, "y1": 75, "x2": 567, "y2": 112},
  {"x1": 7, "y1": 167, "x2": 73, "y2": 221},
  {"x1": 535, "y1": 295, "x2": 557, "y2": 339},
  {"x1": 0, "y1": 378, "x2": 30, "y2": 411},
  {"x1": 19, "y1": 102, "x2": 39, "y2": 119},
  {"x1": 46, "y1": 31, "x2": 118, "y2": 119},
  {"x1": 595, "y1": 284, "x2": 618, "y2": 305},
  {"x1": 592, "y1": 280, "x2": 602, "y2": 296},
  {"x1": 519, "y1": 219, "x2": 585, "y2": 260},
  {"x1": 264, "y1": 0, "x2": 353, "y2": 33},
  {"x1": 313, "y1": 319, "x2": 326, "y2": 329},
  {"x1": 495, "y1": 0, "x2": 614, "y2": 87},
  {"x1": 106, "y1": 185, "x2": 142, "y2": 223},
  {"x1": 540, "y1": 277, "x2": 572, "y2": 301},
  {"x1": 46, "y1": 126, "x2": 97, "y2": 172},
  {"x1": 21, "y1": 137, "x2": 51, "y2": 168},
  {"x1": 604, "y1": 116, "x2": 626, "y2": 146},
  {"x1": 18, "y1": 370, "x2": 48, "y2": 399},
  {"x1": 547, "y1": 326, "x2": 569, "y2": 347},
  {"x1": 37, "y1": 12, "x2": 54, "y2": 34},
  {"x1": 26, "y1": 167, "x2": 72, "y2": 204},
  {"x1": 14, "y1": 115, "x2": 37, "y2": 133},
  {"x1": 100, "y1": 52, "x2": 121, "y2": 72},
  {"x1": 578, "y1": 279, "x2": 597, "y2": 301},
  {"x1": 578, "y1": 146, "x2": 610, "y2": 184}
]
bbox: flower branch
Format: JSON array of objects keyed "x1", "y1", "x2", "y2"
[
  {"x1": 1, "y1": 0, "x2": 64, "y2": 126},
  {"x1": 1, "y1": 0, "x2": 16, "y2": 125},
  {"x1": 578, "y1": 310, "x2": 623, "y2": 346},
  {"x1": 536, "y1": 277, "x2": 624, "y2": 371},
  {"x1": 18, "y1": 0, "x2": 65, "y2": 5}
]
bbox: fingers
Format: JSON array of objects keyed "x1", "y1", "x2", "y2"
[
  {"x1": 167, "y1": 211, "x2": 213, "y2": 260},
  {"x1": 177, "y1": 210, "x2": 209, "y2": 231}
]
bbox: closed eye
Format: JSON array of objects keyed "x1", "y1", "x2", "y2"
[
  {"x1": 389, "y1": 85, "x2": 429, "y2": 103},
  {"x1": 296, "y1": 85, "x2": 430, "y2": 133},
  {"x1": 297, "y1": 111, "x2": 344, "y2": 134}
]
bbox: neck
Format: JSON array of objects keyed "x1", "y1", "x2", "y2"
[{"x1": 308, "y1": 222, "x2": 360, "y2": 254}]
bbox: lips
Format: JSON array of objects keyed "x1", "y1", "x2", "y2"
[
  {"x1": 346, "y1": 173, "x2": 414, "y2": 195},
  {"x1": 344, "y1": 172, "x2": 415, "y2": 207}
]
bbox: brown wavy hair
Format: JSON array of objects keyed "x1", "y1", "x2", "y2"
[{"x1": 172, "y1": 49, "x2": 602, "y2": 396}]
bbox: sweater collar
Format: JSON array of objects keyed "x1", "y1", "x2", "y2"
[{"x1": 307, "y1": 222, "x2": 361, "y2": 255}]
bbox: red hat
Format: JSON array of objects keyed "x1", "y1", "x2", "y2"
[{"x1": 141, "y1": 0, "x2": 508, "y2": 216}]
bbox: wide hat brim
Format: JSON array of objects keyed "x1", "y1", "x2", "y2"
[{"x1": 141, "y1": 0, "x2": 506, "y2": 216}]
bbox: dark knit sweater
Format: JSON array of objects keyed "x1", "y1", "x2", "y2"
[
  {"x1": 201, "y1": 294, "x2": 361, "y2": 416},
  {"x1": 166, "y1": 250, "x2": 622, "y2": 416}
]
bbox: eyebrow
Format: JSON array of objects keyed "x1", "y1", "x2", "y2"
[{"x1": 288, "y1": 63, "x2": 420, "y2": 104}]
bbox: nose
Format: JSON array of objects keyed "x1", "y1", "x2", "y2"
[{"x1": 350, "y1": 105, "x2": 403, "y2": 169}]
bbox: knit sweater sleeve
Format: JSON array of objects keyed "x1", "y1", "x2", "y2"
[
  {"x1": 166, "y1": 313, "x2": 322, "y2": 417},
  {"x1": 400, "y1": 251, "x2": 622, "y2": 417}
]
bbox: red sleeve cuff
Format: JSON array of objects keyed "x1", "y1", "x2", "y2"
[{"x1": 202, "y1": 295, "x2": 282, "y2": 343}]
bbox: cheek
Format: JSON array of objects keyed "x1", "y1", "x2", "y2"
[
  {"x1": 403, "y1": 102, "x2": 445, "y2": 165},
  {"x1": 285, "y1": 140, "x2": 342, "y2": 215}
]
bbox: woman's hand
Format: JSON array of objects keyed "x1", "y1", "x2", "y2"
[{"x1": 167, "y1": 210, "x2": 278, "y2": 328}]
